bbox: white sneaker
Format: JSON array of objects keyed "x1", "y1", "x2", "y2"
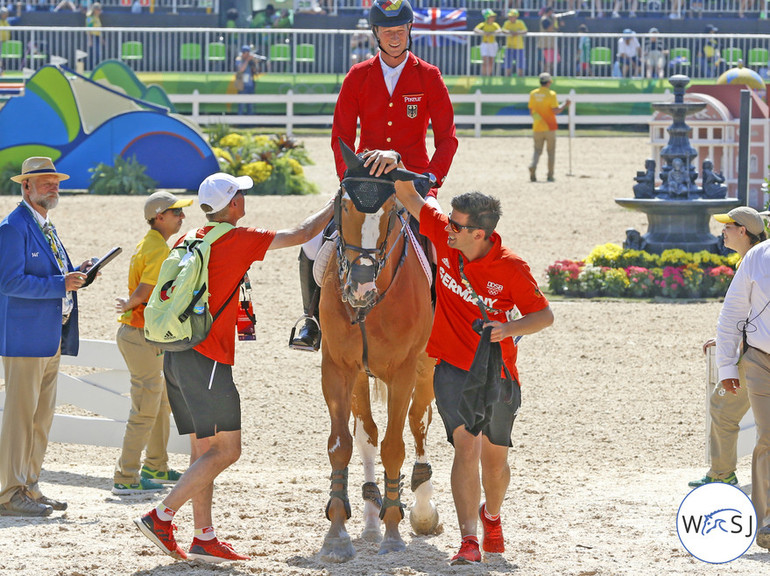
[{"x1": 611, "y1": 10, "x2": 620, "y2": 17}]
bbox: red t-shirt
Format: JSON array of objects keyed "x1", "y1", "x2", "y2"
[
  {"x1": 419, "y1": 204, "x2": 549, "y2": 383},
  {"x1": 179, "y1": 226, "x2": 275, "y2": 365}
]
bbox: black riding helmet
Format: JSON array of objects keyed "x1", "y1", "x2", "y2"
[{"x1": 369, "y1": 0, "x2": 414, "y2": 58}]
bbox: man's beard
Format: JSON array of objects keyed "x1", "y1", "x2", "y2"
[{"x1": 38, "y1": 195, "x2": 59, "y2": 211}]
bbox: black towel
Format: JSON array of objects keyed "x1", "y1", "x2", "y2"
[{"x1": 458, "y1": 325, "x2": 515, "y2": 436}]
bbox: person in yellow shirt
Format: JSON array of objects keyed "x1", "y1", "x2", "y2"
[
  {"x1": 474, "y1": 9, "x2": 501, "y2": 77},
  {"x1": 502, "y1": 9, "x2": 527, "y2": 77},
  {"x1": 528, "y1": 72, "x2": 570, "y2": 183},
  {"x1": 112, "y1": 192, "x2": 192, "y2": 495},
  {"x1": 86, "y1": 2, "x2": 102, "y2": 70}
]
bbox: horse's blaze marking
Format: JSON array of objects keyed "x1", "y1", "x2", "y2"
[{"x1": 361, "y1": 209, "x2": 383, "y2": 252}]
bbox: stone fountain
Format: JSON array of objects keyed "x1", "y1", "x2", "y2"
[{"x1": 615, "y1": 75, "x2": 741, "y2": 254}]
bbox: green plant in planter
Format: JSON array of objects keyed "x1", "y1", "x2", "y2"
[
  {"x1": 0, "y1": 163, "x2": 23, "y2": 195},
  {"x1": 88, "y1": 155, "x2": 156, "y2": 195}
]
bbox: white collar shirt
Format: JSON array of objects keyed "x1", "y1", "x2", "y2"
[{"x1": 380, "y1": 52, "x2": 409, "y2": 97}]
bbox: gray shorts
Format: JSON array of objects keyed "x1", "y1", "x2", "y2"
[
  {"x1": 433, "y1": 360, "x2": 520, "y2": 447},
  {"x1": 164, "y1": 348, "x2": 241, "y2": 438}
]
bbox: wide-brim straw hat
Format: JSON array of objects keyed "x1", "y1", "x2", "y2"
[{"x1": 10, "y1": 157, "x2": 70, "y2": 183}]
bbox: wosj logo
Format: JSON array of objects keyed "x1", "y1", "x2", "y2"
[{"x1": 677, "y1": 483, "x2": 757, "y2": 563}]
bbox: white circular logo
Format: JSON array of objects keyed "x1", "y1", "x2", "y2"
[{"x1": 677, "y1": 483, "x2": 757, "y2": 563}]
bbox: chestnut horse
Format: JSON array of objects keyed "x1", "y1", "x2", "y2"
[{"x1": 318, "y1": 149, "x2": 439, "y2": 561}]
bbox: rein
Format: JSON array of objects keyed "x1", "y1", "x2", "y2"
[{"x1": 334, "y1": 191, "x2": 411, "y2": 376}]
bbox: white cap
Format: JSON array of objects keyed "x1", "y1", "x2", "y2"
[{"x1": 198, "y1": 173, "x2": 253, "y2": 213}]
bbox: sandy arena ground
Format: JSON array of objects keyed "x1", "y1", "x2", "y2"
[{"x1": 0, "y1": 135, "x2": 765, "y2": 575}]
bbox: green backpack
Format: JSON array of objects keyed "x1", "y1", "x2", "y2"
[{"x1": 144, "y1": 222, "x2": 235, "y2": 351}]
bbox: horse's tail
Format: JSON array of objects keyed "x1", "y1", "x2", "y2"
[{"x1": 371, "y1": 378, "x2": 387, "y2": 405}]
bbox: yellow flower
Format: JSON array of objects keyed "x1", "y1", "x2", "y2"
[
  {"x1": 241, "y1": 161, "x2": 273, "y2": 184},
  {"x1": 212, "y1": 147, "x2": 233, "y2": 165},
  {"x1": 252, "y1": 135, "x2": 273, "y2": 149},
  {"x1": 219, "y1": 133, "x2": 245, "y2": 148},
  {"x1": 287, "y1": 158, "x2": 303, "y2": 175}
]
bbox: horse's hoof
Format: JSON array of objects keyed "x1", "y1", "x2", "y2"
[
  {"x1": 378, "y1": 535, "x2": 406, "y2": 555},
  {"x1": 320, "y1": 535, "x2": 355, "y2": 563},
  {"x1": 361, "y1": 525, "x2": 383, "y2": 543},
  {"x1": 410, "y1": 503, "x2": 440, "y2": 535}
]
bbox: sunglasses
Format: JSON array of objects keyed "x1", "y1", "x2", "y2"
[
  {"x1": 164, "y1": 207, "x2": 184, "y2": 216},
  {"x1": 448, "y1": 217, "x2": 479, "y2": 234}
]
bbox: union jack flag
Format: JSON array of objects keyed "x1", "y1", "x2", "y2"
[{"x1": 412, "y1": 8, "x2": 467, "y2": 47}]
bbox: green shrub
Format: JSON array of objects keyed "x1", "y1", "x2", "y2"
[
  {"x1": 0, "y1": 163, "x2": 23, "y2": 196},
  {"x1": 88, "y1": 156, "x2": 156, "y2": 195}
]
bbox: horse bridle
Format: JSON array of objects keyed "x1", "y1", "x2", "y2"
[{"x1": 333, "y1": 188, "x2": 409, "y2": 316}]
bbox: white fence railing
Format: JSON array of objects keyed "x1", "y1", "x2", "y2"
[
  {"x1": 1, "y1": 26, "x2": 769, "y2": 79},
  {"x1": 171, "y1": 88, "x2": 672, "y2": 134},
  {"x1": 0, "y1": 340, "x2": 190, "y2": 454}
]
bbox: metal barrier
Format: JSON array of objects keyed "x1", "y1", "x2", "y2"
[
  {"x1": 10, "y1": 0, "x2": 770, "y2": 18},
  {"x1": 1, "y1": 26, "x2": 769, "y2": 78}
]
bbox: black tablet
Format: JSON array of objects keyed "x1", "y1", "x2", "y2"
[{"x1": 83, "y1": 246, "x2": 122, "y2": 288}]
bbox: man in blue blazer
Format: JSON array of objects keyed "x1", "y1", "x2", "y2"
[{"x1": 0, "y1": 157, "x2": 92, "y2": 517}]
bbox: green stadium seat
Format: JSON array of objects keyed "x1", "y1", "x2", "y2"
[
  {"x1": 589, "y1": 46, "x2": 612, "y2": 76},
  {"x1": 295, "y1": 43, "x2": 315, "y2": 63},
  {"x1": 180, "y1": 42, "x2": 201, "y2": 61},
  {"x1": 270, "y1": 44, "x2": 290, "y2": 62},
  {"x1": 670, "y1": 47, "x2": 691, "y2": 66},
  {"x1": 748, "y1": 47, "x2": 768, "y2": 68},
  {"x1": 1, "y1": 40, "x2": 22, "y2": 60},
  {"x1": 470, "y1": 45, "x2": 482, "y2": 66},
  {"x1": 723, "y1": 48, "x2": 743, "y2": 67},
  {"x1": 121, "y1": 41, "x2": 143, "y2": 61},
  {"x1": 207, "y1": 42, "x2": 226, "y2": 62}
]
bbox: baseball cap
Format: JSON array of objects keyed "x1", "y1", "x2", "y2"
[
  {"x1": 198, "y1": 173, "x2": 253, "y2": 213},
  {"x1": 539, "y1": 72, "x2": 552, "y2": 83},
  {"x1": 241, "y1": 45, "x2": 250, "y2": 52},
  {"x1": 713, "y1": 206, "x2": 765, "y2": 236},
  {"x1": 649, "y1": 27, "x2": 659, "y2": 34},
  {"x1": 483, "y1": 8, "x2": 496, "y2": 18},
  {"x1": 623, "y1": 28, "x2": 634, "y2": 36},
  {"x1": 507, "y1": 8, "x2": 519, "y2": 17},
  {"x1": 144, "y1": 191, "x2": 193, "y2": 220}
]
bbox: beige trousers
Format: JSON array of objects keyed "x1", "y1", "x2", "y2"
[
  {"x1": 530, "y1": 130, "x2": 557, "y2": 178},
  {"x1": 740, "y1": 346, "x2": 770, "y2": 526},
  {"x1": 707, "y1": 377, "x2": 751, "y2": 478},
  {"x1": 0, "y1": 350, "x2": 61, "y2": 504},
  {"x1": 114, "y1": 324, "x2": 170, "y2": 485}
]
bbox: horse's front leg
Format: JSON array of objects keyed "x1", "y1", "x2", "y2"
[
  {"x1": 408, "y1": 352, "x2": 440, "y2": 535},
  {"x1": 320, "y1": 358, "x2": 356, "y2": 563},
  {"x1": 352, "y1": 372, "x2": 383, "y2": 543},
  {"x1": 377, "y1": 365, "x2": 416, "y2": 555}
]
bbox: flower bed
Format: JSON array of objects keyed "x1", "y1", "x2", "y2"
[
  {"x1": 210, "y1": 130, "x2": 318, "y2": 196},
  {"x1": 545, "y1": 243, "x2": 739, "y2": 299}
]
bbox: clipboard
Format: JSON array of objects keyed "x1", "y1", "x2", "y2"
[{"x1": 83, "y1": 246, "x2": 122, "y2": 288}]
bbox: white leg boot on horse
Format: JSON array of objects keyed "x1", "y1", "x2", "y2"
[
  {"x1": 353, "y1": 374, "x2": 384, "y2": 543},
  {"x1": 407, "y1": 353, "x2": 441, "y2": 535}
]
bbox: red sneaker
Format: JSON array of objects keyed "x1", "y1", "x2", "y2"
[
  {"x1": 479, "y1": 503, "x2": 505, "y2": 553},
  {"x1": 450, "y1": 537, "x2": 481, "y2": 565},
  {"x1": 133, "y1": 509, "x2": 187, "y2": 560},
  {"x1": 187, "y1": 537, "x2": 250, "y2": 563}
]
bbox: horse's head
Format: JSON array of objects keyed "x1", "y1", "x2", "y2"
[
  {"x1": 336, "y1": 190, "x2": 400, "y2": 309},
  {"x1": 334, "y1": 138, "x2": 426, "y2": 310}
]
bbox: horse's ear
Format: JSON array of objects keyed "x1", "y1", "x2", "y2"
[{"x1": 338, "y1": 137, "x2": 363, "y2": 170}]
